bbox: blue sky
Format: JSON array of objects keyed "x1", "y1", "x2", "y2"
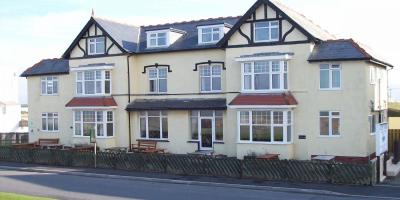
[{"x1": 0, "y1": 0, "x2": 399, "y2": 103}]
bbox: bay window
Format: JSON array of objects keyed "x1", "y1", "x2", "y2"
[
  {"x1": 140, "y1": 111, "x2": 168, "y2": 139},
  {"x1": 200, "y1": 64, "x2": 222, "y2": 92},
  {"x1": 148, "y1": 67, "x2": 167, "y2": 93},
  {"x1": 76, "y1": 70, "x2": 111, "y2": 95},
  {"x1": 74, "y1": 110, "x2": 114, "y2": 137},
  {"x1": 238, "y1": 110, "x2": 292, "y2": 143},
  {"x1": 242, "y1": 61, "x2": 288, "y2": 91}
]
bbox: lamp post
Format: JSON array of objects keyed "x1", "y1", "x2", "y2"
[{"x1": 90, "y1": 129, "x2": 97, "y2": 168}]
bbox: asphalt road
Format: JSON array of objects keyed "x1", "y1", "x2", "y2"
[{"x1": 0, "y1": 169, "x2": 398, "y2": 200}]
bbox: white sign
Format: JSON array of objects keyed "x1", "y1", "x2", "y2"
[{"x1": 375, "y1": 123, "x2": 388, "y2": 155}]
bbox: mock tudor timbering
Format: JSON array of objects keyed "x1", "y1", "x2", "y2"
[{"x1": 22, "y1": 0, "x2": 392, "y2": 160}]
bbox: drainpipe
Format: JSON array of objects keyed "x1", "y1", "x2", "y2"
[{"x1": 127, "y1": 54, "x2": 133, "y2": 151}]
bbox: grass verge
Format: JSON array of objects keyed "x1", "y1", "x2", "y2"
[{"x1": 0, "y1": 192, "x2": 55, "y2": 200}]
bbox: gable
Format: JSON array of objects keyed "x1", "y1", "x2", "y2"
[
  {"x1": 218, "y1": 0, "x2": 334, "y2": 48},
  {"x1": 62, "y1": 17, "x2": 135, "y2": 59}
]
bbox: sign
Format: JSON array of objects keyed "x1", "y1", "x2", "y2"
[
  {"x1": 90, "y1": 129, "x2": 96, "y2": 143},
  {"x1": 375, "y1": 123, "x2": 388, "y2": 155}
]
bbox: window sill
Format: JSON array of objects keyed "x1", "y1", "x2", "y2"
[
  {"x1": 137, "y1": 139, "x2": 170, "y2": 142},
  {"x1": 200, "y1": 91, "x2": 223, "y2": 94},
  {"x1": 237, "y1": 141, "x2": 293, "y2": 145},
  {"x1": 187, "y1": 140, "x2": 224, "y2": 144},
  {"x1": 319, "y1": 88, "x2": 341, "y2": 91},
  {"x1": 73, "y1": 136, "x2": 115, "y2": 139},
  {"x1": 241, "y1": 90, "x2": 288, "y2": 94},
  {"x1": 318, "y1": 135, "x2": 341, "y2": 138},
  {"x1": 254, "y1": 39, "x2": 279, "y2": 43},
  {"x1": 40, "y1": 94, "x2": 59, "y2": 96}
]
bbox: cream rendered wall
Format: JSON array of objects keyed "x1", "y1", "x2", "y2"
[
  {"x1": 226, "y1": 44, "x2": 372, "y2": 160},
  {"x1": 390, "y1": 118, "x2": 400, "y2": 129},
  {"x1": 69, "y1": 55, "x2": 130, "y2": 149}
]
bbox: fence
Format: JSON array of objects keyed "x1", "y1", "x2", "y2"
[
  {"x1": 0, "y1": 147, "x2": 375, "y2": 185},
  {"x1": 389, "y1": 129, "x2": 400, "y2": 155}
]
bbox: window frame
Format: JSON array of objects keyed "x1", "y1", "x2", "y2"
[
  {"x1": 197, "y1": 25, "x2": 224, "y2": 44},
  {"x1": 41, "y1": 112, "x2": 59, "y2": 132},
  {"x1": 146, "y1": 30, "x2": 169, "y2": 48},
  {"x1": 241, "y1": 61, "x2": 288, "y2": 92},
  {"x1": 237, "y1": 110, "x2": 293, "y2": 144},
  {"x1": 41, "y1": 76, "x2": 59, "y2": 95},
  {"x1": 139, "y1": 111, "x2": 168, "y2": 140},
  {"x1": 199, "y1": 64, "x2": 222, "y2": 93},
  {"x1": 87, "y1": 37, "x2": 106, "y2": 55},
  {"x1": 254, "y1": 21, "x2": 279, "y2": 43},
  {"x1": 369, "y1": 114, "x2": 377, "y2": 135},
  {"x1": 319, "y1": 111, "x2": 341, "y2": 137},
  {"x1": 319, "y1": 64, "x2": 341, "y2": 90},
  {"x1": 73, "y1": 110, "x2": 114, "y2": 138},
  {"x1": 76, "y1": 70, "x2": 111, "y2": 96},
  {"x1": 148, "y1": 67, "x2": 168, "y2": 94}
]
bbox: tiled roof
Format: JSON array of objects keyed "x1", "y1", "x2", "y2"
[
  {"x1": 229, "y1": 93, "x2": 298, "y2": 106},
  {"x1": 20, "y1": 59, "x2": 69, "y2": 77},
  {"x1": 65, "y1": 97, "x2": 118, "y2": 107},
  {"x1": 136, "y1": 17, "x2": 241, "y2": 53},
  {"x1": 126, "y1": 98, "x2": 227, "y2": 111},
  {"x1": 308, "y1": 39, "x2": 393, "y2": 67},
  {"x1": 270, "y1": 0, "x2": 335, "y2": 40},
  {"x1": 93, "y1": 17, "x2": 140, "y2": 53}
]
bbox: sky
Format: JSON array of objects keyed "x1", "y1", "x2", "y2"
[{"x1": 0, "y1": 0, "x2": 399, "y2": 104}]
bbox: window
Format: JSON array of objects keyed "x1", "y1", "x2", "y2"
[
  {"x1": 320, "y1": 64, "x2": 341, "y2": 89},
  {"x1": 88, "y1": 37, "x2": 105, "y2": 55},
  {"x1": 200, "y1": 64, "x2": 222, "y2": 92},
  {"x1": 148, "y1": 67, "x2": 167, "y2": 93},
  {"x1": 198, "y1": 25, "x2": 223, "y2": 44},
  {"x1": 369, "y1": 114, "x2": 377, "y2": 134},
  {"x1": 139, "y1": 111, "x2": 168, "y2": 139},
  {"x1": 319, "y1": 111, "x2": 340, "y2": 136},
  {"x1": 147, "y1": 31, "x2": 168, "y2": 48},
  {"x1": 242, "y1": 61, "x2": 288, "y2": 91},
  {"x1": 74, "y1": 110, "x2": 114, "y2": 137},
  {"x1": 41, "y1": 77, "x2": 58, "y2": 95},
  {"x1": 238, "y1": 110, "x2": 292, "y2": 143},
  {"x1": 76, "y1": 70, "x2": 111, "y2": 95},
  {"x1": 370, "y1": 66, "x2": 377, "y2": 84},
  {"x1": 254, "y1": 21, "x2": 279, "y2": 42},
  {"x1": 190, "y1": 110, "x2": 223, "y2": 141},
  {"x1": 41, "y1": 113, "x2": 59, "y2": 132}
]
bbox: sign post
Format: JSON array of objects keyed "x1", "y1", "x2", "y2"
[
  {"x1": 375, "y1": 123, "x2": 388, "y2": 183},
  {"x1": 90, "y1": 129, "x2": 97, "y2": 168}
]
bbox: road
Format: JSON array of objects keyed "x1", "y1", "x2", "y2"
[{"x1": 1, "y1": 169, "x2": 399, "y2": 200}]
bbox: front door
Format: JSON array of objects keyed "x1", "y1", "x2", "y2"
[{"x1": 200, "y1": 118, "x2": 213, "y2": 150}]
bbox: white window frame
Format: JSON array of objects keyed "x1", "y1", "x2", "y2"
[
  {"x1": 197, "y1": 25, "x2": 224, "y2": 44},
  {"x1": 41, "y1": 112, "x2": 59, "y2": 132},
  {"x1": 241, "y1": 61, "x2": 288, "y2": 92},
  {"x1": 73, "y1": 110, "x2": 114, "y2": 138},
  {"x1": 41, "y1": 76, "x2": 58, "y2": 95},
  {"x1": 146, "y1": 30, "x2": 169, "y2": 48},
  {"x1": 237, "y1": 110, "x2": 293, "y2": 144},
  {"x1": 254, "y1": 21, "x2": 279, "y2": 43},
  {"x1": 319, "y1": 64, "x2": 341, "y2": 90},
  {"x1": 319, "y1": 111, "x2": 341, "y2": 137},
  {"x1": 87, "y1": 37, "x2": 105, "y2": 55},
  {"x1": 148, "y1": 67, "x2": 168, "y2": 94},
  {"x1": 199, "y1": 64, "x2": 222, "y2": 93},
  {"x1": 76, "y1": 70, "x2": 111, "y2": 96},
  {"x1": 139, "y1": 111, "x2": 168, "y2": 140}
]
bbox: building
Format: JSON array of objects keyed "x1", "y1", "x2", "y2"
[{"x1": 21, "y1": 0, "x2": 392, "y2": 160}]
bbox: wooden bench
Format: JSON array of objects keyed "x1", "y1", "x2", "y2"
[
  {"x1": 131, "y1": 140, "x2": 165, "y2": 153},
  {"x1": 37, "y1": 138, "x2": 62, "y2": 149},
  {"x1": 38, "y1": 138, "x2": 59, "y2": 145}
]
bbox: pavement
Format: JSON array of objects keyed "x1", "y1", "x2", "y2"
[{"x1": 1, "y1": 161, "x2": 400, "y2": 200}]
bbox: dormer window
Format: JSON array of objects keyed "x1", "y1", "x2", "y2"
[
  {"x1": 254, "y1": 21, "x2": 279, "y2": 42},
  {"x1": 198, "y1": 25, "x2": 224, "y2": 44},
  {"x1": 148, "y1": 31, "x2": 168, "y2": 48},
  {"x1": 88, "y1": 37, "x2": 105, "y2": 55}
]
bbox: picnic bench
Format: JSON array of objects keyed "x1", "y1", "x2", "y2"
[
  {"x1": 131, "y1": 140, "x2": 165, "y2": 153},
  {"x1": 256, "y1": 154, "x2": 280, "y2": 160}
]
